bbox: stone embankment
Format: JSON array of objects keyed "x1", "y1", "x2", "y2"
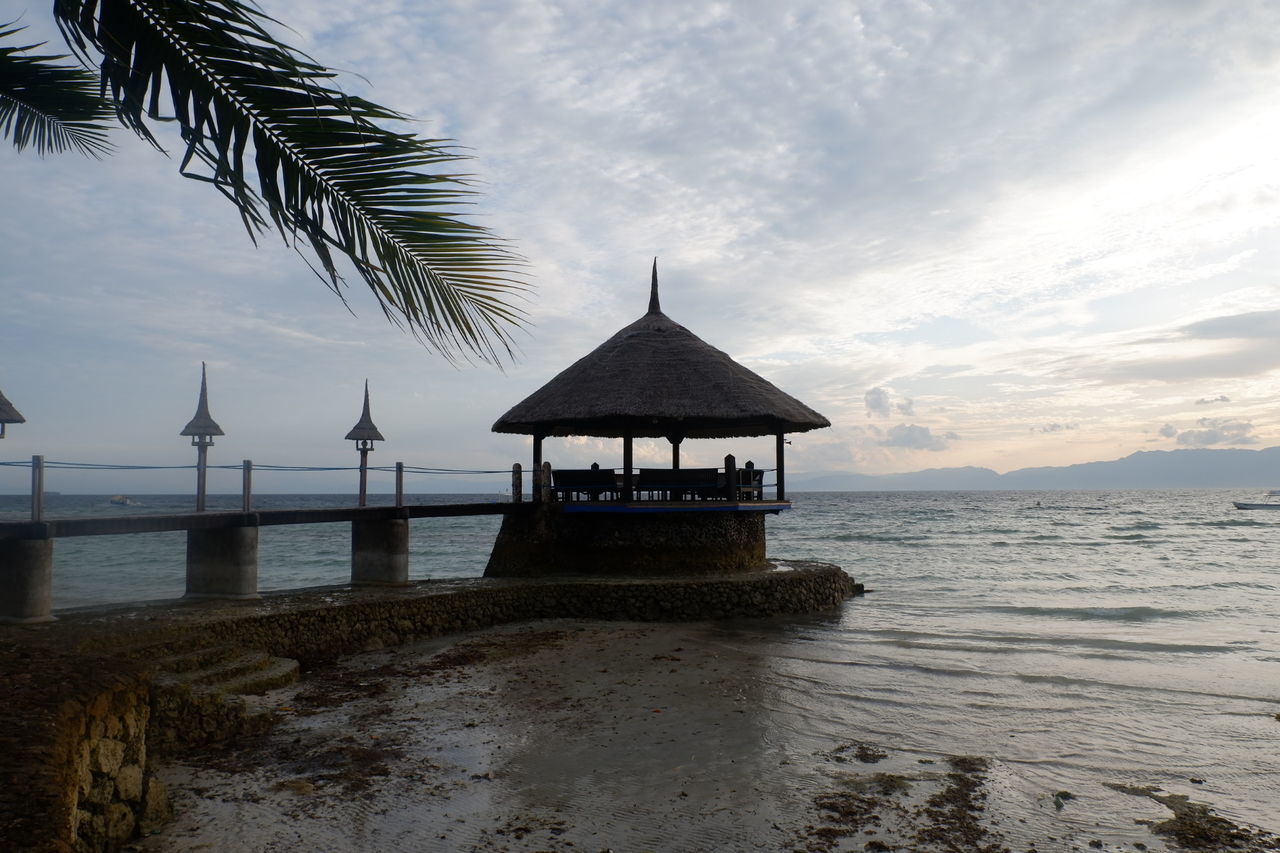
[{"x1": 0, "y1": 561, "x2": 858, "y2": 852}]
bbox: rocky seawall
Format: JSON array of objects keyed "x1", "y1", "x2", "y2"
[{"x1": 0, "y1": 561, "x2": 858, "y2": 852}]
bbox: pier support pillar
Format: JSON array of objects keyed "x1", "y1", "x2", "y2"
[
  {"x1": 0, "y1": 538, "x2": 55, "y2": 624},
  {"x1": 185, "y1": 527, "x2": 260, "y2": 600},
  {"x1": 351, "y1": 518, "x2": 410, "y2": 586}
]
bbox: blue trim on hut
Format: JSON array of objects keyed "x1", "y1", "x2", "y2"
[{"x1": 560, "y1": 501, "x2": 790, "y2": 514}]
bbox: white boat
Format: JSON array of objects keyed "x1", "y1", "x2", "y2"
[{"x1": 1233, "y1": 491, "x2": 1280, "y2": 510}]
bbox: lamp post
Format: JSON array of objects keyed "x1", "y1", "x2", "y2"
[
  {"x1": 0, "y1": 386, "x2": 24, "y2": 439},
  {"x1": 180, "y1": 363, "x2": 224, "y2": 512},
  {"x1": 345, "y1": 380, "x2": 385, "y2": 506}
]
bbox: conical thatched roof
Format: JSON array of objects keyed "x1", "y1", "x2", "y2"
[
  {"x1": 0, "y1": 387, "x2": 24, "y2": 425},
  {"x1": 180, "y1": 362, "x2": 224, "y2": 437},
  {"x1": 493, "y1": 263, "x2": 830, "y2": 439},
  {"x1": 345, "y1": 381, "x2": 385, "y2": 442}
]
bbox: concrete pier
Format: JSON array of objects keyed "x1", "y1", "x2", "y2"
[
  {"x1": 0, "y1": 537, "x2": 55, "y2": 623},
  {"x1": 185, "y1": 527, "x2": 260, "y2": 600},
  {"x1": 351, "y1": 518, "x2": 410, "y2": 586}
]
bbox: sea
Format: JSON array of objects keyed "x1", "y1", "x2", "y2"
[{"x1": 3, "y1": 488, "x2": 1277, "y2": 841}]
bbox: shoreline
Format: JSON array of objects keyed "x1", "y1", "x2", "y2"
[{"x1": 141, "y1": 619, "x2": 1279, "y2": 852}]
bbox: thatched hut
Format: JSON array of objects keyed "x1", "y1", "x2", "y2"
[
  {"x1": 486, "y1": 262, "x2": 830, "y2": 578},
  {"x1": 0, "y1": 387, "x2": 25, "y2": 440},
  {"x1": 493, "y1": 261, "x2": 829, "y2": 500}
]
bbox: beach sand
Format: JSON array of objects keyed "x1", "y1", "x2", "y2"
[{"x1": 137, "y1": 620, "x2": 1279, "y2": 852}]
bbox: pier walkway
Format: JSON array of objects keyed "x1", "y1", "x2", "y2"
[{"x1": 0, "y1": 501, "x2": 528, "y2": 624}]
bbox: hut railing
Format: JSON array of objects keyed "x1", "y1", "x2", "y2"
[{"x1": 545, "y1": 456, "x2": 775, "y2": 503}]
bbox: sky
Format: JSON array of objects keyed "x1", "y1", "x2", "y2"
[{"x1": 3, "y1": 0, "x2": 1280, "y2": 494}]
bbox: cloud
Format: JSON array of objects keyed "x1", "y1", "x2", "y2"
[
  {"x1": 1179, "y1": 310, "x2": 1280, "y2": 340},
  {"x1": 878, "y1": 424, "x2": 954, "y2": 451},
  {"x1": 1175, "y1": 418, "x2": 1257, "y2": 446},
  {"x1": 1158, "y1": 423, "x2": 1178, "y2": 438},
  {"x1": 1094, "y1": 311, "x2": 1280, "y2": 384},
  {"x1": 865, "y1": 386, "x2": 915, "y2": 419},
  {"x1": 1098, "y1": 339, "x2": 1280, "y2": 383},
  {"x1": 1037, "y1": 422, "x2": 1078, "y2": 433},
  {"x1": 1194, "y1": 395, "x2": 1230, "y2": 405},
  {"x1": 864, "y1": 387, "x2": 892, "y2": 418}
]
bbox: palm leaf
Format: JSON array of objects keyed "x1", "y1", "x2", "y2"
[
  {"x1": 54, "y1": 0, "x2": 529, "y2": 363},
  {"x1": 0, "y1": 22, "x2": 114, "y2": 157}
]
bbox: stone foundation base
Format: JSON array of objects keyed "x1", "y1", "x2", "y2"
[{"x1": 485, "y1": 505, "x2": 767, "y2": 577}]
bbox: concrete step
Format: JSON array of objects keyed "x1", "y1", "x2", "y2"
[
  {"x1": 152, "y1": 647, "x2": 301, "y2": 696},
  {"x1": 151, "y1": 644, "x2": 244, "y2": 674},
  {"x1": 171, "y1": 651, "x2": 276, "y2": 687},
  {"x1": 145, "y1": 646, "x2": 300, "y2": 754},
  {"x1": 212, "y1": 657, "x2": 301, "y2": 696}
]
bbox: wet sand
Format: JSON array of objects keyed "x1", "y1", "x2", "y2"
[{"x1": 139, "y1": 620, "x2": 1279, "y2": 852}]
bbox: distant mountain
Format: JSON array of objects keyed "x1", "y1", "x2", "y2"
[{"x1": 790, "y1": 446, "x2": 1280, "y2": 491}]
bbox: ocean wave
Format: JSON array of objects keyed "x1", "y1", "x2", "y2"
[
  {"x1": 1057, "y1": 580, "x2": 1276, "y2": 594},
  {"x1": 976, "y1": 604, "x2": 1193, "y2": 622},
  {"x1": 1009, "y1": 671, "x2": 1278, "y2": 703},
  {"x1": 1192, "y1": 518, "x2": 1272, "y2": 527},
  {"x1": 1108, "y1": 521, "x2": 1163, "y2": 531},
  {"x1": 774, "y1": 651, "x2": 1279, "y2": 704},
  {"x1": 814, "y1": 625, "x2": 1239, "y2": 656},
  {"x1": 832, "y1": 532, "x2": 934, "y2": 544}
]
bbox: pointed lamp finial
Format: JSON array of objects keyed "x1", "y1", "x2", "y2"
[
  {"x1": 180, "y1": 362, "x2": 224, "y2": 438},
  {"x1": 647, "y1": 257, "x2": 661, "y2": 314},
  {"x1": 0, "y1": 386, "x2": 24, "y2": 439},
  {"x1": 345, "y1": 380, "x2": 385, "y2": 443}
]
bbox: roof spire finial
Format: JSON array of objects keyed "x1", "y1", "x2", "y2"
[
  {"x1": 648, "y1": 257, "x2": 661, "y2": 314},
  {"x1": 180, "y1": 361, "x2": 224, "y2": 437},
  {"x1": 345, "y1": 379, "x2": 385, "y2": 442}
]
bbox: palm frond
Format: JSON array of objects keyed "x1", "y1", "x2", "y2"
[
  {"x1": 0, "y1": 22, "x2": 114, "y2": 157},
  {"x1": 54, "y1": 0, "x2": 529, "y2": 364}
]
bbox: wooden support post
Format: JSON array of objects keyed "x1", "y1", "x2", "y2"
[
  {"x1": 540, "y1": 461, "x2": 552, "y2": 503},
  {"x1": 724, "y1": 454, "x2": 737, "y2": 501},
  {"x1": 511, "y1": 463, "x2": 523, "y2": 503},
  {"x1": 622, "y1": 432, "x2": 634, "y2": 501},
  {"x1": 396, "y1": 462, "x2": 405, "y2": 507},
  {"x1": 242, "y1": 459, "x2": 253, "y2": 512},
  {"x1": 532, "y1": 435, "x2": 544, "y2": 503},
  {"x1": 357, "y1": 445, "x2": 370, "y2": 507},
  {"x1": 775, "y1": 432, "x2": 787, "y2": 501},
  {"x1": 30, "y1": 454, "x2": 43, "y2": 522},
  {"x1": 194, "y1": 439, "x2": 210, "y2": 512}
]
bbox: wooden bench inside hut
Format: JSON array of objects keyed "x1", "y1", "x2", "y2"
[
  {"x1": 550, "y1": 461, "x2": 765, "y2": 503},
  {"x1": 633, "y1": 463, "x2": 763, "y2": 502},
  {"x1": 551, "y1": 465, "x2": 619, "y2": 501}
]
